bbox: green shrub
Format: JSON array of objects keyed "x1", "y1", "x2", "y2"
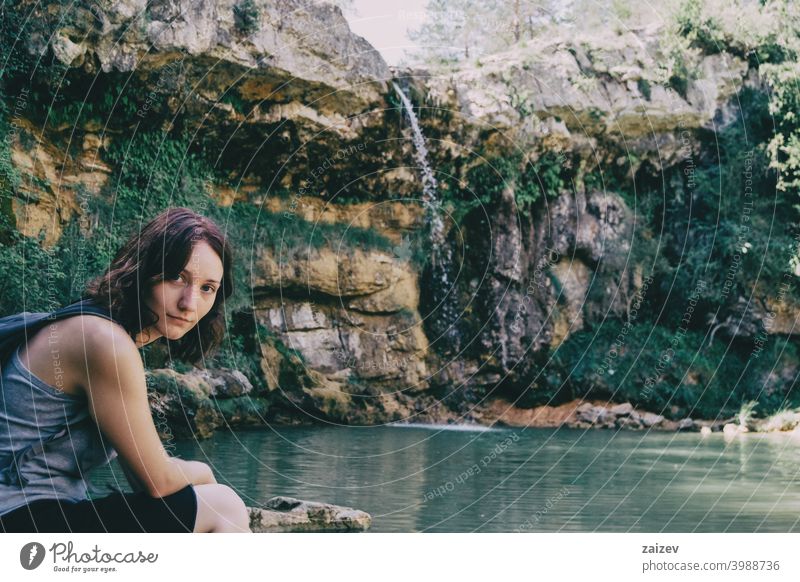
[
  {"x1": 675, "y1": 0, "x2": 726, "y2": 55},
  {"x1": 233, "y1": 0, "x2": 260, "y2": 35},
  {"x1": 637, "y1": 78, "x2": 652, "y2": 100},
  {"x1": 449, "y1": 151, "x2": 567, "y2": 222},
  {"x1": 547, "y1": 321, "x2": 799, "y2": 420}
]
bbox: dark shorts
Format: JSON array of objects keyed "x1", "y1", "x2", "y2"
[{"x1": 0, "y1": 484, "x2": 197, "y2": 533}]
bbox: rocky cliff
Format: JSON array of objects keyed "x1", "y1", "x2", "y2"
[{"x1": 3, "y1": 0, "x2": 796, "y2": 430}]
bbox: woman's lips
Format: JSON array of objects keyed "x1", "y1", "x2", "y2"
[{"x1": 169, "y1": 314, "x2": 192, "y2": 324}]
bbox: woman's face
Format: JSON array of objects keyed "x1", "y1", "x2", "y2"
[{"x1": 143, "y1": 241, "x2": 224, "y2": 342}]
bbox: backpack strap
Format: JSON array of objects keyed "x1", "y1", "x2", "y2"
[{"x1": 0, "y1": 299, "x2": 115, "y2": 368}]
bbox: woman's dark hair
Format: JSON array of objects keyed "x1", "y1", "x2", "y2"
[{"x1": 83, "y1": 207, "x2": 235, "y2": 364}]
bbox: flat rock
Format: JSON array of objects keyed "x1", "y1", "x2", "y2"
[
  {"x1": 641, "y1": 412, "x2": 665, "y2": 427},
  {"x1": 576, "y1": 405, "x2": 608, "y2": 424},
  {"x1": 248, "y1": 496, "x2": 372, "y2": 532},
  {"x1": 610, "y1": 402, "x2": 634, "y2": 416}
]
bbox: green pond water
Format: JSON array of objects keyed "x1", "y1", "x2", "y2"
[{"x1": 90, "y1": 425, "x2": 800, "y2": 532}]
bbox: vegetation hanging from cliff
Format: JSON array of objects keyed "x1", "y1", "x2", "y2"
[{"x1": 532, "y1": 6, "x2": 800, "y2": 420}]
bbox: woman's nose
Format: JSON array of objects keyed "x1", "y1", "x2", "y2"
[{"x1": 178, "y1": 285, "x2": 199, "y2": 311}]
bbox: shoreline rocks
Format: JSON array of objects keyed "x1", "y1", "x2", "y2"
[
  {"x1": 473, "y1": 398, "x2": 734, "y2": 432},
  {"x1": 248, "y1": 496, "x2": 372, "y2": 533},
  {"x1": 473, "y1": 398, "x2": 800, "y2": 434},
  {"x1": 145, "y1": 367, "x2": 800, "y2": 437}
]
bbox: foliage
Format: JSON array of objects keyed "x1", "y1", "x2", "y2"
[
  {"x1": 548, "y1": 321, "x2": 800, "y2": 420},
  {"x1": 4, "y1": 0, "x2": 800, "y2": 423},
  {"x1": 522, "y1": 152, "x2": 568, "y2": 204},
  {"x1": 763, "y1": 51, "x2": 800, "y2": 199},
  {"x1": 668, "y1": 1, "x2": 800, "y2": 199},
  {"x1": 225, "y1": 195, "x2": 395, "y2": 257},
  {"x1": 444, "y1": 150, "x2": 567, "y2": 224},
  {"x1": 543, "y1": 73, "x2": 800, "y2": 419},
  {"x1": 0, "y1": 121, "x2": 395, "y2": 345},
  {"x1": 0, "y1": 0, "x2": 29, "y2": 83},
  {"x1": 737, "y1": 400, "x2": 758, "y2": 426},
  {"x1": 407, "y1": 0, "x2": 492, "y2": 65},
  {"x1": 103, "y1": 132, "x2": 215, "y2": 225},
  {"x1": 636, "y1": 78, "x2": 651, "y2": 100},
  {"x1": 0, "y1": 106, "x2": 20, "y2": 243},
  {"x1": 46, "y1": 82, "x2": 140, "y2": 129},
  {"x1": 672, "y1": 0, "x2": 794, "y2": 64},
  {"x1": 204, "y1": 322, "x2": 267, "y2": 386},
  {"x1": 674, "y1": 0, "x2": 726, "y2": 55},
  {"x1": 587, "y1": 84, "x2": 797, "y2": 322},
  {"x1": 233, "y1": 0, "x2": 260, "y2": 35}
]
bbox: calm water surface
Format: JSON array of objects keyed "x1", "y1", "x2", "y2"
[{"x1": 91, "y1": 425, "x2": 800, "y2": 532}]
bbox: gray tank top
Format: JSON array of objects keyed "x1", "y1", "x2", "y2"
[{"x1": 0, "y1": 339, "x2": 119, "y2": 516}]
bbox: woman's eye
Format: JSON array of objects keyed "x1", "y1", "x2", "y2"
[{"x1": 168, "y1": 273, "x2": 215, "y2": 293}]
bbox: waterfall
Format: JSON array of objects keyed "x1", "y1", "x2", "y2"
[
  {"x1": 392, "y1": 84, "x2": 442, "y2": 235},
  {"x1": 392, "y1": 82, "x2": 458, "y2": 345}
]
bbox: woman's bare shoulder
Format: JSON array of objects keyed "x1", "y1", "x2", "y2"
[
  {"x1": 60, "y1": 315, "x2": 139, "y2": 363},
  {"x1": 20, "y1": 315, "x2": 140, "y2": 397}
]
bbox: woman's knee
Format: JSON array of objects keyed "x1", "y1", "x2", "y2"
[{"x1": 192, "y1": 484, "x2": 251, "y2": 533}]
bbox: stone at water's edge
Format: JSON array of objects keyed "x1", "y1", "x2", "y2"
[{"x1": 247, "y1": 496, "x2": 372, "y2": 533}]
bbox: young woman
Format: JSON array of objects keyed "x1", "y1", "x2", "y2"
[{"x1": 0, "y1": 207, "x2": 251, "y2": 533}]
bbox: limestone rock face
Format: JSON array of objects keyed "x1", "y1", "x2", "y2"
[
  {"x1": 442, "y1": 184, "x2": 636, "y2": 391},
  {"x1": 549, "y1": 259, "x2": 591, "y2": 347},
  {"x1": 262, "y1": 197, "x2": 423, "y2": 244},
  {"x1": 7, "y1": 0, "x2": 787, "y2": 429},
  {"x1": 146, "y1": 367, "x2": 267, "y2": 439},
  {"x1": 422, "y1": 25, "x2": 749, "y2": 165},
  {"x1": 254, "y1": 245, "x2": 418, "y2": 304},
  {"x1": 13, "y1": 0, "x2": 408, "y2": 230},
  {"x1": 250, "y1": 241, "x2": 431, "y2": 404},
  {"x1": 40, "y1": 0, "x2": 390, "y2": 112}
]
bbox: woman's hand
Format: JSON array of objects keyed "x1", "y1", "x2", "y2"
[{"x1": 118, "y1": 456, "x2": 147, "y2": 494}]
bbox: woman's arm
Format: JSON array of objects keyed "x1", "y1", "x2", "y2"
[
  {"x1": 119, "y1": 456, "x2": 216, "y2": 494},
  {"x1": 118, "y1": 456, "x2": 146, "y2": 493},
  {"x1": 79, "y1": 320, "x2": 197, "y2": 498},
  {"x1": 167, "y1": 457, "x2": 217, "y2": 486}
]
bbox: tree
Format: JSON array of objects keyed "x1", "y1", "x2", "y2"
[
  {"x1": 407, "y1": 0, "x2": 585, "y2": 66},
  {"x1": 408, "y1": 0, "x2": 487, "y2": 64}
]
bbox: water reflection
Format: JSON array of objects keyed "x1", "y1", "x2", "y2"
[{"x1": 90, "y1": 425, "x2": 800, "y2": 532}]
